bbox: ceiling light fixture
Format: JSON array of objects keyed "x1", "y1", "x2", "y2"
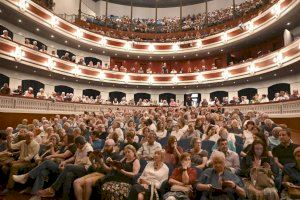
[
  {"x1": 248, "y1": 63, "x2": 257, "y2": 74},
  {"x1": 172, "y1": 43, "x2": 180, "y2": 52},
  {"x1": 172, "y1": 75, "x2": 179, "y2": 84},
  {"x1": 123, "y1": 73, "x2": 130, "y2": 83},
  {"x1": 18, "y1": 0, "x2": 29, "y2": 11},
  {"x1": 222, "y1": 69, "x2": 231, "y2": 80},
  {"x1": 12, "y1": 46, "x2": 25, "y2": 61},
  {"x1": 99, "y1": 37, "x2": 107, "y2": 46},
  {"x1": 148, "y1": 44, "x2": 155, "y2": 52}
]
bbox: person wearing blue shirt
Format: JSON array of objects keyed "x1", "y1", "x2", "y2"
[{"x1": 91, "y1": 131, "x2": 104, "y2": 150}]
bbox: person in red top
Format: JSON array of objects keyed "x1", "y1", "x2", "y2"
[
  {"x1": 163, "y1": 152, "x2": 198, "y2": 200},
  {"x1": 164, "y1": 136, "x2": 183, "y2": 166}
]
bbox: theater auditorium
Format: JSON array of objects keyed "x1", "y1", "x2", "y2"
[{"x1": 0, "y1": 0, "x2": 300, "y2": 199}]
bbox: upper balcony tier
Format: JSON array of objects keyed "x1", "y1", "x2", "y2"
[{"x1": 0, "y1": 0, "x2": 299, "y2": 58}]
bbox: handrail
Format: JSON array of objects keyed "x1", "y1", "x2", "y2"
[{"x1": 0, "y1": 95, "x2": 299, "y2": 117}]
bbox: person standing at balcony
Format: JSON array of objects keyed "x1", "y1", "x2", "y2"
[
  {"x1": 162, "y1": 63, "x2": 168, "y2": 74},
  {"x1": 12, "y1": 85, "x2": 23, "y2": 96},
  {"x1": 32, "y1": 41, "x2": 39, "y2": 51},
  {"x1": 61, "y1": 53, "x2": 70, "y2": 61},
  {"x1": 36, "y1": 88, "x2": 47, "y2": 99},
  {"x1": 0, "y1": 83, "x2": 11, "y2": 95},
  {"x1": 23, "y1": 87, "x2": 34, "y2": 98}
]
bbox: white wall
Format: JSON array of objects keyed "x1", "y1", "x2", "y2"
[
  {"x1": 0, "y1": 20, "x2": 110, "y2": 67},
  {"x1": 53, "y1": 0, "x2": 80, "y2": 16}
]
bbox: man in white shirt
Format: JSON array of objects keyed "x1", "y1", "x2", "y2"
[
  {"x1": 38, "y1": 136, "x2": 93, "y2": 199},
  {"x1": 137, "y1": 131, "x2": 162, "y2": 161},
  {"x1": 1, "y1": 131, "x2": 40, "y2": 194}
]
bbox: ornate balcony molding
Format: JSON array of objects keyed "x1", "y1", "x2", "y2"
[
  {"x1": 0, "y1": 95, "x2": 299, "y2": 118},
  {"x1": 0, "y1": 37, "x2": 300, "y2": 86},
  {"x1": 0, "y1": 0, "x2": 298, "y2": 55}
]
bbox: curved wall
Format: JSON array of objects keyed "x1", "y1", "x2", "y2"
[
  {"x1": 53, "y1": 0, "x2": 247, "y2": 18},
  {"x1": 1, "y1": 66, "x2": 299, "y2": 104}
]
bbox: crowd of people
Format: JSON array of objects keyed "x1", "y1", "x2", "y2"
[
  {"x1": 0, "y1": 83, "x2": 299, "y2": 107},
  {"x1": 82, "y1": 0, "x2": 273, "y2": 42},
  {"x1": 0, "y1": 101, "x2": 299, "y2": 200}
]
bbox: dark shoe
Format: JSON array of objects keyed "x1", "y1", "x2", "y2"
[{"x1": 0, "y1": 188, "x2": 9, "y2": 196}]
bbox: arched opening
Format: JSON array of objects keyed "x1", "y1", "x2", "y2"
[
  {"x1": 22, "y1": 80, "x2": 45, "y2": 96},
  {"x1": 184, "y1": 93, "x2": 201, "y2": 106},
  {"x1": 159, "y1": 93, "x2": 176, "y2": 104},
  {"x1": 238, "y1": 88, "x2": 257, "y2": 101},
  {"x1": 83, "y1": 89, "x2": 100, "y2": 99},
  {"x1": 0, "y1": 25, "x2": 13, "y2": 40},
  {"x1": 134, "y1": 93, "x2": 151, "y2": 103},
  {"x1": 84, "y1": 57, "x2": 102, "y2": 66},
  {"x1": 57, "y1": 50, "x2": 76, "y2": 60},
  {"x1": 0, "y1": 74, "x2": 10, "y2": 87},
  {"x1": 210, "y1": 91, "x2": 228, "y2": 102},
  {"x1": 54, "y1": 85, "x2": 74, "y2": 94},
  {"x1": 109, "y1": 91, "x2": 126, "y2": 102},
  {"x1": 25, "y1": 38, "x2": 47, "y2": 51},
  {"x1": 268, "y1": 83, "x2": 290, "y2": 100}
]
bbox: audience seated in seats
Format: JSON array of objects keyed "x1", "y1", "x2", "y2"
[
  {"x1": 36, "y1": 88, "x2": 47, "y2": 99},
  {"x1": 241, "y1": 139, "x2": 279, "y2": 199},
  {"x1": 23, "y1": 87, "x2": 34, "y2": 98},
  {"x1": 0, "y1": 131, "x2": 40, "y2": 195},
  {"x1": 189, "y1": 138, "x2": 208, "y2": 170},
  {"x1": 137, "y1": 131, "x2": 162, "y2": 161},
  {"x1": 95, "y1": 144, "x2": 140, "y2": 200},
  {"x1": 0, "y1": 30, "x2": 12, "y2": 40},
  {"x1": 0, "y1": 83, "x2": 11, "y2": 95},
  {"x1": 282, "y1": 146, "x2": 300, "y2": 200},
  {"x1": 209, "y1": 138, "x2": 240, "y2": 174},
  {"x1": 61, "y1": 52, "x2": 70, "y2": 61},
  {"x1": 197, "y1": 151, "x2": 246, "y2": 199},
  {"x1": 0, "y1": 102, "x2": 300, "y2": 199},
  {"x1": 170, "y1": 123, "x2": 184, "y2": 141},
  {"x1": 12, "y1": 134, "x2": 76, "y2": 195},
  {"x1": 272, "y1": 129, "x2": 299, "y2": 171},
  {"x1": 163, "y1": 152, "x2": 197, "y2": 200},
  {"x1": 37, "y1": 136, "x2": 93, "y2": 200},
  {"x1": 129, "y1": 150, "x2": 169, "y2": 200},
  {"x1": 73, "y1": 138, "x2": 119, "y2": 200},
  {"x1": 164, "y1": 136, "x2": 183, "y2": 166}
]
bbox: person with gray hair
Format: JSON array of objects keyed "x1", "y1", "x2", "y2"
[
  {"x1": 0, "y1": 30, "x2": 12, "y2": 40},
  {"x1": 197, "y1": 150, "x2": 246, "y2": 199},
  {"x1": 268, "y1": 126, "x2": 283, "y2": 149}
]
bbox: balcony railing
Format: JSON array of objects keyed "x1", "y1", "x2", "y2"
[{"x1": 0, "y1": 95, "x2": 299, "y2": 117}]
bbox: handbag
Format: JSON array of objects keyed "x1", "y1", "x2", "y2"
[
  {"x1": 170, "y1": 185, "x2": 190, "y2": 193},
  {"x1": 250, "y1": 167, "x2": 274, "y2": 190},
  {"x1": 287, "y1": 185, "x2": 300, "y2": 199}
]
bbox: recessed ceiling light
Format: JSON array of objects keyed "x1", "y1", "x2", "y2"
[
  {"x1": 233, "y1": 81, "x2": 236, "y2": 84},
  {"x1": 15, "y1": 66, "x2": 18, "y2": 69},
  {"x1": 51, "y1": 35, "x2": 54, "y2": 38},
  {"x1": 88, "y1": 81, "x2": 91, "y2": 84},
  {"x1": 78, "y1": 45, "x2": 81, "y2": 48},
  {"x1": 137, "y1": 56, "x2": 140, "y2": 58},
  {"x1": 76, "y1": 80, "x2": 78, "y2": 82},
  {"x1": 115, "y1": 53, "x2": 117, "y2": 56},
  {"x1": 33, "y1": 70, "x2": 36, "y2": 73},
  {"x1": 196, "y1": 54, "x2": 198, "y2": 56},
  {"x1": 290, "y1": 69, "x2": 293, "y2": 72},
  {"x1": 246, "y1": 79, "x2": 249, "y2": 82},
  {"x1": 184, "y1": 55, "x2": 186, "y2": 58},
  {"x1": 49, "y1": 74, "x2": 52, "y2": 77},
  {"x1": 220, "y1": 49, "x2": 223, "y2": 52},
  {"x1": 36, "y1": 28, "x2": 40, "y2": 31},
  {"x1": 207, "y1": 52, "x2": 210, "y2": 54},
  {"x1": 150, "y1": 56, "x2": 152, "y2": 59},
  {"x1": 102, "y1": 51, "x2": 105, "y2": 53},
  {"x1": 18, "y1": 19, "x2": 22, "y2": 23},
  {"x1": 0, "y1": 9, "x2": 2, "y2": 13},
  {"x1": 274, "y1": 73, "x2": 277, "y2": 76},
  {"x1": 287, "y1": 22, "x2": 291, "y2": 26},
  {"x1": 173, "y1": 56, "x2": 175, "y2": 59},
  {"x1": 90, "y1": 48, "x2": 93, "y2": 51},
  {"x1": 65, "y1": 40, "x2": 68, "y2": 43}
]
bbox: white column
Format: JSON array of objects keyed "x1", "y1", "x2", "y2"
[
  {"x1": 202, "y1": 92, "x2": 210, "y2": 100},
  {"x1": 228, "y1": 91, "x2": 237, "y2": 100},
  {"x1": 176, "y1": 93, "x2": 184, "y2": 103},
  {"x1": 126, "y1": 92, "x2": 134, "y2": 101},
  {"x1": 9, "y1": 77, "x2": 21, "y2": 90},
  {"x1": 257, "y1": 87, "x2": 268, "y2": 96},
  {"x1": 73, "y1": 88, "x2": 83, "y2": 97},
  {"x1": 151, "y1": 94, "x2": 159, "y2": 102},
  {"x1": 44, "y1": 84, "x2": 54, "y2": 96},
  {"x1": 101, "y1": 91, "x2": 109, "y2": 101}
]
